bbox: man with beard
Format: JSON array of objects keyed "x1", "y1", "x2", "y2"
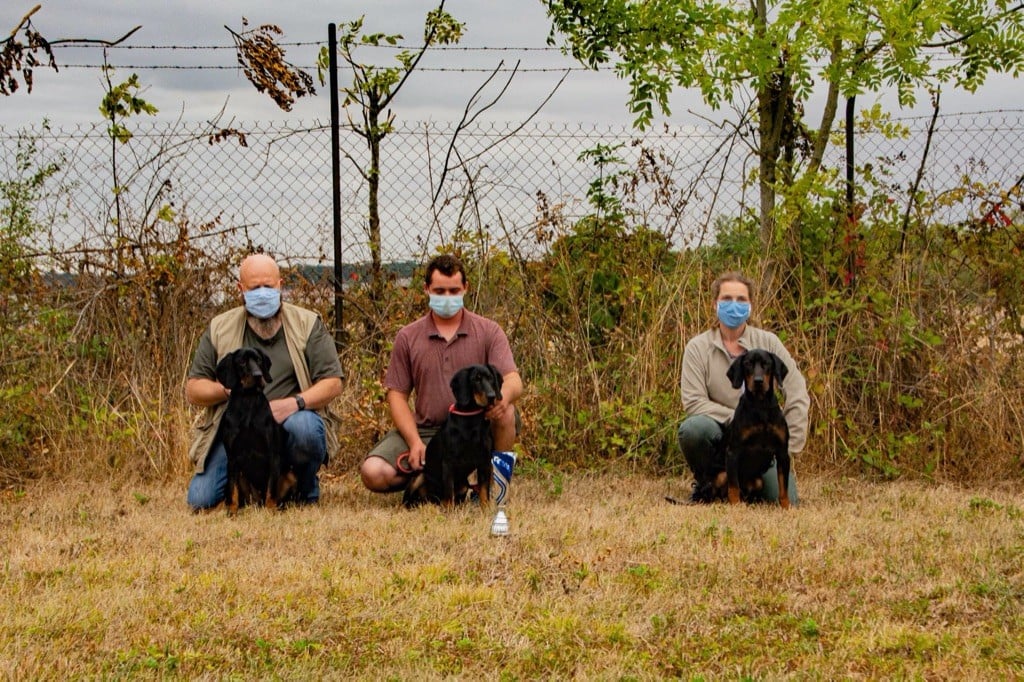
[{"x1": 185, "y1": 253, "x2": 343, "y2": 510}]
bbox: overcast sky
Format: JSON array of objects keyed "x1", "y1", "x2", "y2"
[{"x1": 2, "y1": 0, "x2": 1022, "y2": 130}]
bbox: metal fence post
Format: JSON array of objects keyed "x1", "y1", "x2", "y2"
[{"x1": 328, "y1": 22, "x2": 344, "y2": 348}]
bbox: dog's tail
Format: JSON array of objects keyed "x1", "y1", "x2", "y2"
[{"x1": 274, "y1": 470, "x2": 298, "y2": 506}]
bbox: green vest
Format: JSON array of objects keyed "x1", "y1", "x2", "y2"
[{"x1": 187, "y1": 303, "x2": 339, "y2": 473}]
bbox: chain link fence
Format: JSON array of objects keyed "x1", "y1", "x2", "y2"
[
  {"x1": 3, "y1": 112, "x2": 1024, "y2": 480},
  {"x1": 3, "y1": 113, "x2": 1023, "y2": 269}
]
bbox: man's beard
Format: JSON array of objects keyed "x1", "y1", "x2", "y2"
[{"x1": 248, "y1": 312, "x2": 283, "y2": 340}]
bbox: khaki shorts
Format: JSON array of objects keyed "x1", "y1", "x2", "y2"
[{"x1": 365, "y1": 427, "x2": 441, "y2": 469}]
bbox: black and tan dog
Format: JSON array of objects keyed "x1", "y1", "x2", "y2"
[
  {"x1": 216, "y1": 347, "x2": 295, "y2": 514},
  {"x1": 725, "y1": 348, "x2": 791, "y2": 508},
  {"x1": 403, "y1": 364, "x2": 504, "y2": 509}
]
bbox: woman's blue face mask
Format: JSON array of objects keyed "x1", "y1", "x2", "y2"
[
  {"x1": 244, "y1": 286, "x2": 281, "y2": 319},
  {"x1": 716, "y1": 300, "x2": 751, "y2": 329}
]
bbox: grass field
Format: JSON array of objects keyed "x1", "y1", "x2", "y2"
[{"x1": 2, "y1": 470, "x2": 1022, "y2": 680}]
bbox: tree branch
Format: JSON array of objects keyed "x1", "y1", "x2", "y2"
[
  {"x1": 432, "y1": 63, "x2": 570, "y2": 205},
  {"x1": 3, "y1": 4, "x2": 41, "y2": 43},
  {"x1": 923, "y1": 3, "x2": 1024, "y2": 48},
  {"x1": 900, "y1": 90, "x2": 941, "y2": 254},
  {"x1": 48, "y1": 25, "x2": 142, "y2": 47},
  {"x1": 379, "y1": 0, "x2": 447, "y2": 111}
]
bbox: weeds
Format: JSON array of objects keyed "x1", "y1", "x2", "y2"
[{"x1": 1, "y1": 107, "x2": 1024, "y2": 488}]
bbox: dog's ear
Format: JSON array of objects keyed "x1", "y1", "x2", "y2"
[
  {"x1": 449, "y1": 367, "x2": 472, "y2": 405},
  {"x1": 772, "y1": 352, "x2": 788, "y2": 385},
  {"x1": 215, "y1": 351, "x2": 239, "y2": 390},
  {"x1": 487, "y1": 364, "x2": 504, "y2": 398},
  {"x1": 726, "y1": 355, "x2": 745, "y2": 389},
  {"x1": 255, "y1": 347, "x2": 273, "y2": 383}
]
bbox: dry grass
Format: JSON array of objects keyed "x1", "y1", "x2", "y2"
[{"x1": 2, "y1": 471, "x2": 1023, "y2": 680}]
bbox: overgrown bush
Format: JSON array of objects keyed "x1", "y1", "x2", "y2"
[
  {"x1": 3, "y1": 113, "x2": 1024, "y2": 487},
  {"x1": 761, "y1": 109, "x2": 1024, "y2": 481},
  {"x1": 0, "y1": 127, "x2": 69, "y2": 481}
]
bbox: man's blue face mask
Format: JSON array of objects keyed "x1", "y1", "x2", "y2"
[
  {"x1": 716, "y1": 300, "x2": 751, "y2": 329},
  {"x1": 428, "y1": 293, "x2": 464, "y2": 319},
  {"x1": 244, "y1": 286, "x2": 281, "y2": 320}
]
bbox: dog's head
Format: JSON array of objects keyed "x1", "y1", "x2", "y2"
[
  {"x1": 726, "y1": 348, "x2": 787, "y2": 396},
  {"x1": 216, "y1": 347, "x2": 273, "y2": 392},
  {"x1": 450, "y1": 363, "x2": 503, "y2": 411}
]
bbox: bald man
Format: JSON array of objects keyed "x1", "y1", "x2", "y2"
[{"x1": 185, "y1": 254, "x2": 344, "y2": 510}]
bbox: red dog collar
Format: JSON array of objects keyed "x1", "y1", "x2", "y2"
[{"x1": 449, "y1": 404, "x2": 485, "y2": 417}]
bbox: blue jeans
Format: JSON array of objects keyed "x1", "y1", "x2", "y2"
[
  {"x1": 677, "y1": 414, "x2": 798, "y2": 505},
  {"x1": 187, "y1": 410, "x2": 327, "y2": 510}
]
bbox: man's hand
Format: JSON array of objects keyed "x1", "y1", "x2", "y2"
[
  {"x1": 269, "y1": 397, "x2": 300, "y2": 424},
  {"x1": 485, "y1": 398, "x2": 512, "y2": 423},
  {"x1": 405, "y1": 441, "x2": 427, "y2": 472}
]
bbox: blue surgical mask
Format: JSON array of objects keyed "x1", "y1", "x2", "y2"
[
  {"x1": 244, "y1": 286, "x2": 281, "y2": 320},
  {"x1": 429, "y1": 294, "x2": 464, "y2": 319},
  {"x1": 717, "y1": 300, "x2": 751, "y2": 329}
]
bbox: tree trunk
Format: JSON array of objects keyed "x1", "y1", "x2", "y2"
[{"x1": 366, "y1": 97, "x2": 385, "y2": 352}]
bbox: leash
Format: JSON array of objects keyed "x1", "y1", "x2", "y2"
[{"x1": 395, "y1": 451, "x2": 416, "y2": 474}]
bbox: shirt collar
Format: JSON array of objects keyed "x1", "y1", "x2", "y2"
[
  {"x1": 713, "y1": 325, "x2": 750, "y2": 351},
  {"x1": 426, "y1": 310, "x2": 471, "y2": 339}
]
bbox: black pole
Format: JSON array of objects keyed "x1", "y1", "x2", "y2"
[
  {"x1": 845, "y1": 95, "x2": 857, "y2": 286},
  {"x1": 845, "y1": 95, "x2": 855, "y2": 213},
  {"x1": 329, "y1": 23, "x2": 344, "y2": 347}
]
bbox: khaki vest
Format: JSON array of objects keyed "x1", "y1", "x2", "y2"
[{"x1": 187, "y1": 303, "x2": 340, "y2": 473}]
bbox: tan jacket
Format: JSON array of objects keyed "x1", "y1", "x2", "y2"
[
  {"x1": 680, "y1": 325, "x2": 809, "y2": 453},
  {"x1": 187, "y1": 303, "x2": 340, "y2": 472}
]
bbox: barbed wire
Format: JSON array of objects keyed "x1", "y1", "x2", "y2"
[
  {"x1": 49, "y1": 41, "x2": 977, "y2": 62},
  {"x1": 49, "y1": 39, "x2": 968, "y2": 67},
  {"x1": 47, "y1": 39, "x2": 594, "y2": 72},
  {"x1": 53, "y1": 63, "x2": 585, "y2": 72},
  {"x1": 53, "y1": 42, "x2": 563, "y2": 51}
]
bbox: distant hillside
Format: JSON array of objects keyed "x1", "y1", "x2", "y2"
[{"x1": 289, "y1": 261, "x2": 420, "y2": 287}]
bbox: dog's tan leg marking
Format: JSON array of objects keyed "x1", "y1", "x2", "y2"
[{"x1": 777, "y1": 471, "x2": 790, "y2": 509}]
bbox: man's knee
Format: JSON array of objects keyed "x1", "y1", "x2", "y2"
[
  {"x1": 491, "y1": 408, "x2": 520, "y2": 451},
  {"x1": 283, "y1": 411, "x2": 327, "y2": 497},
  {"x1": 187, "y1": 444, "x2": 227, "y2": 510},
  {"x1": 284, "y1": 411, "x2": 327, "y2": 455},
  {"x1": 359, "y1": 455, "x2": 403, "y2": 492},
  {"x1": 358, "y1": 456, "x2": 378, "y2": 486},
  {"x1": 187, "y1": 475, "x2": 222, "y2": 510}
]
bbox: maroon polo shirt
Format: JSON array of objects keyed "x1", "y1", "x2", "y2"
[{"x1": 383, "y1": 310, "x2": 518, "y2": 427}]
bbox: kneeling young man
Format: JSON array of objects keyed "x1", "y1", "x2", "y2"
[{"x1": 360, "y1": 254, "x2": 522, "y2": 494}]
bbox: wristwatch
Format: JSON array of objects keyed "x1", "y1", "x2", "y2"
[{"x1": 294, "y1": 395, "x2": 306, "y2": 411}]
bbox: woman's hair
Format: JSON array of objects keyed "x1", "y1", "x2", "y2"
[
  {"x1": 711, "y1": 271, "x2": 755, "y2": 305},
  {"x1": 424, "y1": 253, "x2": 466, "y2": 287}
]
